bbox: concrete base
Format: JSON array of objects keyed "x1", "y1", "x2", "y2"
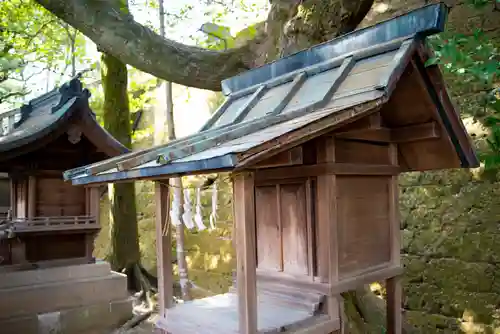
[{"x1": 0, "y1": 261, "x2": 132, "y2": 333}]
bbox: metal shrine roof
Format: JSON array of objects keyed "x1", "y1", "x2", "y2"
[
  {"x1": 64, "y1": 3, "x2": 455, "y2": 185},
  {"x1": 0, "y1": 78, "x2": 127, "y2": 158}
]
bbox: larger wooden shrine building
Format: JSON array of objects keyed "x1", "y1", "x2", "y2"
[
  {"x1": 65, "y1": 3, "x2": 478, "y2": 334},
  {"x1": 0, "y1": 78, "x2": 132, "y2": 333}
]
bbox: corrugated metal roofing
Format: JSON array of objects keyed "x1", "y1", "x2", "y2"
[{"x1": 64, "y1": 3, "x2": 450, "y2": 185}]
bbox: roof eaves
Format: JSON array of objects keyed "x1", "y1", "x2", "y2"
[{"x1": 69, "y1": 153, "x2": 238, "y2": 186}]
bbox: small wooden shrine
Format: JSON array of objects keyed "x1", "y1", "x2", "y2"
[
  {"x1": 64, "y1": 4, "x2": 478, "y2": 334},
  {"x1": 0, "y1": 78, "x2": 128, "y2": 268}
]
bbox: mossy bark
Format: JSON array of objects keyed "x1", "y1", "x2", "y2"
[{"x1": 101, "y1": 52, "x2": 141, "y2": 286}]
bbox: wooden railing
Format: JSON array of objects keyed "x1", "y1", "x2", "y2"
[
  {"x1": 0, "y1": 109, "x2": 20, "y2": 136},
  {"x1": 10, "y1": 216, "x2": 99, "y2": 233}
]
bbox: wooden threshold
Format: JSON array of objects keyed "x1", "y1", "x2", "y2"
[
  {"x1": 332, "y1": 265, "x2": 404, "y2": 294},
  {"x1": 256, "y1": 269, "x2": 331, "y2": 295},
  {"x1": 254, "y1": 162, "x2": 399, "y2": 183},
  {"x1": 256, "y1": 265, "x2": 403, "y2": 296}
]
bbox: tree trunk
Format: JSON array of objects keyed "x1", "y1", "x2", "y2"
[
  {"x1": 157, "y1": 0, "x2": 191, "y2": 301},
  {"x1": 101, "y1": 52, "x2": 141, "y2": 290}
]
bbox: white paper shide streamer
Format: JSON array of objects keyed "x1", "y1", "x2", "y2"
[
  {"x1": 169, "y1": 187, "x2": 182, "y2": 226},
  {"x1": 209, "y1": 182, "x2": 218, "y2": 230},
  {"x1": 182, "y1": 188, "x2": 195, "y2": 229},
  {"x1": 194, "y1": 187, "x2": 206, "y2": 231}
]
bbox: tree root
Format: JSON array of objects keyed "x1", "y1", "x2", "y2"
[
  {"x1": 122, "y1": 263, "x2": 159, "y2": 311},
  {"x1": 342, "y1": 285, "x2": 416, "y2": 334},
  {"x1": 114, "y1": 310, "x2": 153, "y2": 333}
]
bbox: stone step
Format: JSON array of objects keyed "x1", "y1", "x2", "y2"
[
  {"x1": 0, "y1": 261, "x2": 112, "y2": 289},
  {"x1": 0, "y1": 297, "x2": 133, "y2": 334},
  {"x1": 0, "y1": 272, "x2": 129, "y2": 319}
]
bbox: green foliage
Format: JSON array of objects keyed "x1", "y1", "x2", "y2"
[
  {"x1": 0, "y1": 0, "x2": 89, "y2": 106},
  {"x1": 426, "y1": 0, "x2": 500, "y2": 169}
]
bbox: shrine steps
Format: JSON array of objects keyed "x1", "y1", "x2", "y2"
[
  {"x1": 0, "y1": 261, "x2": 132, "y2": 333},
  {"x1": 0, "y1": 297, "x2": 132, "y2": 334}
]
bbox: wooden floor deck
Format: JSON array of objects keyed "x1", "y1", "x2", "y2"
[{"x1": 158, "y1": 292, "x2": 339, "y2": 334}]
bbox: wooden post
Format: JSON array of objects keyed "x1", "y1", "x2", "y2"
[
  {"x1": 9, "y1": 178, "x2": 16, "y2": 218},
  {"x1": 155, "y1": 181, "x2": 173, "y2": 318},
  {"x1": 89, "y1": 186, "x2": 100, "y2": 223},
  {"x1": 16, "y1": 178, "x2": 28, "y2": 219},
  {"x1": 386, "y1": 143, "x2": 402, "y2": 334},
  {"x1": 27, "y1": 176, "x2": 36, "y2": 219},
  {"x1": 233, "y1": 172, "x2": 257, "y2": 334},
  {"x1": 86, "y1": 186, "x2": 100, "y2": 261},
  {"x1": 316, "y1": 137, "x2": 341, "y2": 323}
]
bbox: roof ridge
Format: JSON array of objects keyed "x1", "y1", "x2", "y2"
[
  {"x1": 8, "y1": 78, "x2": 89, "y2": 129},
  {"x1": 221, "y1": 2, "x2": 448, "y2": 95}
]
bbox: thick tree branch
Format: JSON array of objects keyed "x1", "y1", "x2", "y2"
[{"x1": 34, "y1": 0, "x2": 256, "y2": 91}]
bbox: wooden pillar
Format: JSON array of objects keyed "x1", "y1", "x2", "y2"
[
  {"x1": 27, "y1": 176, "x2": 36, "y2": 219},
  {"x1": 86, "y1": 186, "x2": 100, "y2": 261},
  {"x1": 9, "y1": 177, "x2": 16, "y2": 218},
  {"x1": 386, "y1": 143, "x2": 402, "y2": 334},
  {"x1": 316, "y1": 137, "x2": 342, "y2": 325},
  {"x1": 155, "y1": 181, "x2": 173, "y2": 318},
  {"x1": 15, "y1": 178, "x2": 28, "y2": 219},
  {"x1": 233, "y1": 172, "x2": 257, "y2": 334}
]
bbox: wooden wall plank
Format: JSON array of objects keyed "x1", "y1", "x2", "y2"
[
  {"x1": 233, "y1": 172, "x2": 258, "y2": 334},
  {"x1": 255, "y1": 185, "x2": 282, "y2": 271},
  {"x1": 155, "y1": 181, "x2": 173, "y2": 317},
  {"x1": 280, "y1": 182, "x2": 308, "y2": 276},
  {"x1": 36, "y1": 178, "x2": 85, "y2": 217},
  {"x1": 334, "y1": 140, "x2": 391, "y2": 165},
  {"x1": 336, "y1": 176, "x2": 391, "y2": 278}
]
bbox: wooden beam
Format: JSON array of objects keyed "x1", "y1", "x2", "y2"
[
  {"x1": 254, "y1": 163, "x2": 400, "y2": 183},
  {"x1": 334, "y1": 122, "x2": 440, "y2": 143},
  {"x1": 335, "y1": 128, "x2": 391, "y2": 142},
  {"x1": 391, "y1": 122, "x2": 440, "y2": 143},
  {"x1": 155, "y1": 181, "x2": 173, "y2": 317},
  {"x1": 233, "y1": 172, "x2": 257, "y2": 334},
  {"x1": 267, "y1": 72, "x2": 307, "y2": 116},
  {"x1": 233, "y1": 85, "x2": 267, "y2": 124},
  {"x1": 252, "y1": 146, "x2": 303, "y2": 169}
]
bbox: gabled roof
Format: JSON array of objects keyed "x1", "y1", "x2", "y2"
[
  {"x1": 0, "y1": 78, "x2": 128, "y2": 160},
  {"x1": 63, "y1": 3, "x2": 478, "y2": 186}
]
